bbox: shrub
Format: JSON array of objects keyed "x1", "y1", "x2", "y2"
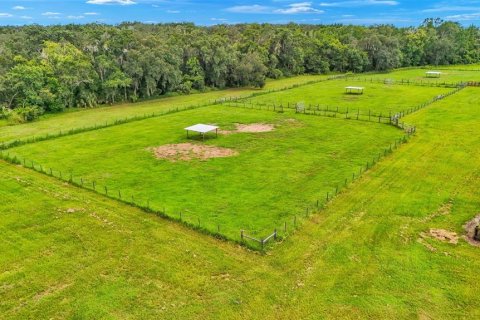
[{"x1": 8, "y1": 106, "x2": 44, "y2": 123}]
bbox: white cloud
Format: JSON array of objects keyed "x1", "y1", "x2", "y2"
[
  {"x1": 67, "y1": 15, "x2": 85, "y2": 19},
  {"x1": 20, "y1": 15, "x2": 33, "y2": 19},
  {"x1": 320, "y1": 0, "x2": 398, "y2": 7},
  {"x1": 12, "y1": 6, "x2": 26, "y2": 10},
  {"x1": 167, "y1": 10, "x2": 180, "y2": 13},
  {"x1": 423, "y1": 6, "x2": 480, "y2": 13},
  {"x1": 211, "y1": 17, "x2": 228, "y2": 21},
  {"x1": 87, "y1": 0, "x2": 136, "y2": 5},
  {"x1": 445, "y1": 12, "x2": 480, "y2": 21},
  {"x1": 42, "y1": 12, "x2": 61, "y2": 16},
  {"x1": 0, "y1": 13, "x2": 13, "y2": 18},
  {"x1": 226, "y1": 5, "x2": 270, "y2": 14},
  {"x1": 84, "y1": 12, "x2": 100, "y2": 15},
  {"x1": 275, "y1": 2, "x2": 324, "y2": 14},
  {"x1": 226, "y1": 2, "x2": 323, "y2": 14}
]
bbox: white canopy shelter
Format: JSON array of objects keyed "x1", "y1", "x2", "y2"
[
  {"x1": 426, "y1": 71, "x2": 442, "y2": 78},
  {"x1": 345, "y1": 86, "x2": 364, "y2": 95},
  {"x1": 185, "y1": 124, "x2": 219, "y2": 140}
]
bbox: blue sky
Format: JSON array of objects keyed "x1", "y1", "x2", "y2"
[{"x1": 0, "y1": 0, "x2": 479, "y2": 26}]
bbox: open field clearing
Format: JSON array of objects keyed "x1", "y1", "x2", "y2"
[
  {"x1": 365, "y1": 68, "x2": 480, "y2": 84},
  {"x1": 1, "y1": 86, "x2": 480, "y2": 319},
  {"x1": 243, "y1": 79, "x2": 452, "y2": 115},
  {"x1": 5, "y1": 105, "x2": 403, "y2": 239},
  {"x1": 0, "y1": 74, "x2": 330, "y2": 144}
]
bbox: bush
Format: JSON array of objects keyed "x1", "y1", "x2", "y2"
[{"x1": 8, "y1": 106, "x2": 44, "y2": 123}]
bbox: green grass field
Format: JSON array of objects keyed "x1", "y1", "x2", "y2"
[
  {"x1": 1, "y1": 68, "x2": 480, "y2": 319},
  {"x1": 6, "y1": 105, "x2": 404, "y2": 239},
  {"x1": 243, "y1": 79, "x2": 452, "y2": 115}
]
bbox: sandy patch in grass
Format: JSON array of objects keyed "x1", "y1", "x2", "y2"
[
  {"x1": 150, "y1": 143, "x2": 238, "y2": 162},
  {"x1": 429, "y1": 229, "x2": 459, "y2": 244},
  {"x1": 236, "y1": 123, "x2": 274, "y2": 133},
  {"x1": 219, "y1": 123, "x2": 275, "y2": 135},
  {"x1": 418, "y1": 228, "x2": 458, "y2": 254},
  {"x1": 463, "y1": 214, "x2": 480, "y2": 247}
]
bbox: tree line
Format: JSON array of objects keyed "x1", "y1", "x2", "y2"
[{"x1": 0, "y1": 18, "x2": 479, "y2": 122}]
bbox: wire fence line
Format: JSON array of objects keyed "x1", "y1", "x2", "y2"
[{"x1": 341, "y1": 76, "x2": 463, "y2": 88}]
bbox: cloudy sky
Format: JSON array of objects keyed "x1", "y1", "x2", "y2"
[{"x1": 0, "y1": 0, "x2": 479, "y2": 26}]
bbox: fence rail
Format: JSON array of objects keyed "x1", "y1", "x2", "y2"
[{"x1": 241, "y1": 229, "x2": 277, "y2": 249}]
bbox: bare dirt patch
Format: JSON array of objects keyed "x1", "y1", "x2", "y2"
[
  {"x1": 429, "y1": 228, "x2": 459, "y2": 244},
  {"x1": 463, "y1": 214, "x2": 480, "y2": 247},
  {"x1": 235, "y1": 123, "x2": 274, "y2": 133},
  {"x1": 150, "y1": 143, "x2": 238, "y2": 162},
  {"x1": 219, "y1": 123, "x2": 275, "y2": 135}
]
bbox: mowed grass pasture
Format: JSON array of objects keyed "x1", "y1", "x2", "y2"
[
  {"x1": 1, "y1": 68, "x2": 480, "y2": 319},
  {"x1": 242, "y1": 79, "x2": 452, "y2": 115},
  {"x1": 6, "y1": 106, "x2": 404, "y2": 239},
  {"x1": 364, "y1": 67, "x2": 480, "y2": 84}
]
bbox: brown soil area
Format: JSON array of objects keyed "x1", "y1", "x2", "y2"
[
  {"x1": 429, "y1": 229, "x2": 459, "y2": 244},
  {"x1": 150, "y1": 143, "x2": 238, "y2": 162},
  {"x1": 235, "y1": 123, "x2": 274, "y2": 133},
  {"x1": 219, "y1": 123, "x2": 275, "y2": 135},
  {"x1": 463, "y1": 214, "x2": 480, "y2": 247}
]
